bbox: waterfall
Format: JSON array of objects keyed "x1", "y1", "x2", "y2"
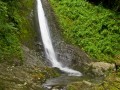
[{"x1": 37, "y1": 0, "x2": 82, "y2": 76}]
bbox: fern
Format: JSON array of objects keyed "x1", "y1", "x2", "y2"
[{"x1": 49, "y1": 0, "x2": 120, "y2": 62}]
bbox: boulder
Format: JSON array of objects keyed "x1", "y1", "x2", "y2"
[{"x1": 89, "y1": 62, "x2": 115, "y2": 76}]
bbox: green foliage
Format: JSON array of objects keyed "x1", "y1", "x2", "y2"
[
  {"x1": 49, "y1": 0, "x2": 120, "y2": 62},
  {"x1": 0, "y1": 0, "x2": 34, "y2": 63},
  {"x1": 0, "y1": 0, "x2": 22, "y2": 62},
  {"x1": 87, "y1": 0, "x2": 120, "y2": 12}
]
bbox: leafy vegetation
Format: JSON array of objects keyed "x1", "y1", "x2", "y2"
[
  {"x1": 0, "y1": 0, "x2": 21, "y2": 62},
  {"x1": 49, "y1": 0, "x2": 120, "y2": 62},
  {"x1": 0, "y1": 0, "x2": 34, "y2": 63},
  {"x1": 87, "y1": 0, "x2": 120, "y2": 12}
]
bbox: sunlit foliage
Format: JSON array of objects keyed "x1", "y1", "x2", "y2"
[{"x1": 49, "y1": 0, "x2": 120, "y2": 62}]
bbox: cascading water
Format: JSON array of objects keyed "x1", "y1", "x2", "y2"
[{"x1": 37, "y1": 0, "x2": 82, "y2": 76}]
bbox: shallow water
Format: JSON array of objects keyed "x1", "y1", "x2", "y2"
[{"x1": 43, "y1": 74, "x2": 104, "y2": 90}]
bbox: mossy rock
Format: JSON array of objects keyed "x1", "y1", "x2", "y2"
[
  {"x1": 31, "y1": 67, "x2": 61, "y2": 83},
  {"x1": 66, "y1": 72, "x2": 120, "y2": 90},
  {"x1": 67, "y1": 81, "x2": 92, "y2": 90},
  {"x1": 0, "y1": 81, "x2": 5, "y2": 90}
]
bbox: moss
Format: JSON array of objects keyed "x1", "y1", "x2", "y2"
[
  {"x1": 0, "y1": 81, "x2": 5, "y2": 90},
  {"x1": 93, "y1": 73, "x2": 120, "y2": 90},
  {"x1": 67, "y1": 81, "x2": 92, "y2": 90},
  {"x1": 15, "y1": 0, "x2": 35, "y2": 49},
  {"x1": 66, "y1": 72, "x2": 120, "y2": 90},
  {"x1": 67, "y1": 85, "x2": 77, "y2": 90},
  {"x1": 31, "y1": 67, "x2": 60, "y2": 83},
  {"x1": 32, "y1": 73, "x2": 46, "y2": 83}
]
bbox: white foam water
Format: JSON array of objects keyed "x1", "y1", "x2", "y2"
[{"x1": 37, "y1": 0, "x2": 82, "y2": 76}]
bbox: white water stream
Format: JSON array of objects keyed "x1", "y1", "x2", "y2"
[{"x1": 37, "y1": 0, "x2": 82, "y2": 76}]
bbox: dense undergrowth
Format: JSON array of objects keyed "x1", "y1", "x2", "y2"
[
  {"x1": 87, "y1": 0, "x2": 120, "y2": 12},
  {"x1": 0, "y1": 0, "x2": 34, "y2": 63},
  {"x1": 49, "y1": 0, "x2": 120, "y2": 62}
]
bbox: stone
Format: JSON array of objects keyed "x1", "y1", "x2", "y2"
[{"x1": 89, "y1": 62, "x2": 115, "y2": 76}]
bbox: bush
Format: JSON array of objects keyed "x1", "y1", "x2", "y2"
[{"x1": 0, "y1": 0, "x2": 34, "y2": 63}]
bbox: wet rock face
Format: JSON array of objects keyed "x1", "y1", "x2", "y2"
[
  {"x1": 56, "y1": 42, "x2": 91, "y2": 69},
  {"x1": 41, "y1": 0, "x2": 91, "y2": 72}
]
